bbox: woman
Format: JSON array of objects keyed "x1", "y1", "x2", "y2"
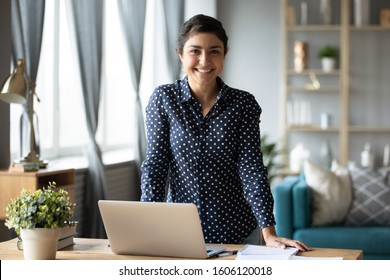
[{"x1": 141, "y1": 14, "x2": 310, "y2": 251}]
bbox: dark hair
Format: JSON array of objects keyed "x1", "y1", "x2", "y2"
[{"x1": 176, "y1": 14, "x2": 228, "y2": 55}]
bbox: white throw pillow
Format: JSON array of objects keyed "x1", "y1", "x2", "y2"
[{"x1": 303, "y1": 159, "x2": 353, "y2": 226}]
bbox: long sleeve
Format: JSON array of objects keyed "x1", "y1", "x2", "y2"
[
  {"x1": 236, "y1": 94, "x2": 276, "y2": 229},
  {"x1": 140, "y1": 87, "x2": 171, "y2": 202}
]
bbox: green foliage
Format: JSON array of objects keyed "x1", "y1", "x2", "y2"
[
  {"x1": 261, "y1": 134, "x2": 284, "y2": 185},
  {"x1": 5, "y1": 182, "x2": 76, "y2": 235},
  {"x1": 318, "y1": 45, "x2": 338, "y2": 58}
]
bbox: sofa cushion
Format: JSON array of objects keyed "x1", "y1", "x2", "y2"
[
  {"x1": 345, "y1": 164, "x2": 390, "y2": 226},
  {"x1": 303, "y1": 160, "x2": 352, "y2": 226}
]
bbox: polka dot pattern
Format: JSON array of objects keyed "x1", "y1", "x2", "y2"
[{"x1": 141, "y1": 76, "x2": 275, "y2": 244}]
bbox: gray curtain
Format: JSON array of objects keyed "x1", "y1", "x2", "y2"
[
  {"x1": 69, "y1": 0, "x2": 107, "y2": 238},
  {"x1": 117, "y1": 0, "x2": 147, "y2": 199},
  {"x1": 11, "y1": 0, "x2": 45, "y2": 159},
  {"x1": 163, "y1": 0, "x2": 185, "y2": 80}
]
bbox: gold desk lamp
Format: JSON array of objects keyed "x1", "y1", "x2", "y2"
[{"x1": 0, "y1": 58, "x2": 47, "y2": 170}]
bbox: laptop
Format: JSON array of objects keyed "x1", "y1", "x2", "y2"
[{"x1": 98, "y1": 200, "x2": 226, "y2": 259}]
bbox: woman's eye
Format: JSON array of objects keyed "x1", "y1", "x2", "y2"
[
  {"x1": 190, "y1": 49, "x2": 200, "y2": 55},
  {"x1": 210, "y1": 50, "x2": 221, "y2": 55}
]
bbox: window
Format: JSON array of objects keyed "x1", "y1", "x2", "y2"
[{"x1": 11, "y1": 0, "x2": 136, "y2": 163}]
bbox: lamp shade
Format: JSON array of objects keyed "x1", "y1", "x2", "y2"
[{"x1": 0, "y1": 59, "x2": 27, "y2": 104}]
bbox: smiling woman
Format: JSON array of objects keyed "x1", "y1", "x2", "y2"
[{"x1": 140, "y1": 14, "x2": 310, "y2": 252}]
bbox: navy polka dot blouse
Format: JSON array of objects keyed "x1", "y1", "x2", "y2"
[{"x1": 141, "y1": 76, "x2": 276, "y2": 244}]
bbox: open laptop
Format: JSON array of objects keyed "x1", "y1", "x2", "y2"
[{"x1": 98, "y1": 200, "x2": 226, "y2": 259}]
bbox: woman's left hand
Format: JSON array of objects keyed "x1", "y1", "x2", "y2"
[
  {"x1": 262, "y1": 226, "x2": 312, "y2": 252},
  {"x1": 265, "y1": 235, "x2": 312, "y2": 252}
]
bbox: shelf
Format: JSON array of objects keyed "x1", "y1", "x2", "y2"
[
  {"x1": 287, "y1": 86, "x2": 340, "y2": 93},
  {"x1": 287, "y1": 69, "x2": 340, "y2": 75},
  {"x1": 282, "y1": 0, "x2": 390, "y2": 168},
  {"x1": 348, "y1": 127, "x2": 390, "y2": 133},
  {"x1": 287, "y1": 25, "x2": 341, "y2": 31},
  {"x1": 287, "y1": 125, "x2": 339, "y2": 132},
  {"x1": 349, "y1": 25, "x2": 390, "y2": 31}
]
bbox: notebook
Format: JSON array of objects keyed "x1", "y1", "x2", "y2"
[{"x1": 98, "y1": 200, "x2": 226, "y2": 259}]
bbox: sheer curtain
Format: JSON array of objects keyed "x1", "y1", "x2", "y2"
[
  {"x1": 11, "y1": 0, "x2": 46, "y2": 159},
  {"x1": 163, "y1": 0, "x2": 185, "y2": 81},
  {"x1": 117, "y1": 0, "x2": 147, "y2": 199},
  {"x1": 68, "y1": 0, "x2": 107, "y2": 238}
]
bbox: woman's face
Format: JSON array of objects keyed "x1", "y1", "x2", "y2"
[{"x1": 179, "y1": 32, "x2": 225, "y2": 88}]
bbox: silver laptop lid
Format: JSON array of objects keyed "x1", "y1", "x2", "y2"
[{"x1": 98, "y1": 200, "x2": 225, "y2": 259}]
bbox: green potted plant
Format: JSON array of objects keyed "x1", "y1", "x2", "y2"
[
  {"x1": 318, "y1": 45, "x2": 338, "y2": 73},
  {"x1": 260, "y1": 134, "x2": 285, "y2": 185},
  {"x1": 5, "y1": 181, "x2": 76, "y2": 259}
]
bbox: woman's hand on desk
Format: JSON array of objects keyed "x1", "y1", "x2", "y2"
[{"x1": 262, "y1": 226, "x2": 312, "y2": 252}]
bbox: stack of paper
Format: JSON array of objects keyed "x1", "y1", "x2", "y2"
[
  {"x1": 236, "y1": 245, "x2": 299, "y2": 260},
  {"x1": 236, "y1": 245, "x2": 342, "y2": 260}
]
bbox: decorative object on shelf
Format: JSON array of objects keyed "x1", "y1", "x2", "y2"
[
  {"x1": 300, "y1": 1, "x2": 307, "y2": 25},
  {"x1": 0, "y1": 58, "x2": 48, "y2": 170},
  {"x1": 293, "y1": 41, "x2": 308, "y2": 73},
  {"x1": 304, "y1": 71, "x2": 321, "y2": 90},
  {"x1": 320, "y1": 112, "x2": 332, "y2": 129},
  {"x1": 361, "y1": 143, "x2": 375, "y2": 168},
  {"x1": 320, "y1": 140, "x2": 333, "y2": 169},
  {"x1": 289, "y1": 143, "x2": 310, "y2": 173},
  {"x1": 5, "y1": 181, "x2": 76, "y2": 259},
  {"x1": 287, "y1": 100, "x2": 312, "y2": 126},
  {"x1": 320, "y1": 0, "x2": 332, "y2": 25},
  {"x1": 286, "y1": 4, "x2": 296, "y2": 25},
  {"x1": 380, "y1": 9, "x2": 390, "y2": 27},
  {"x1": 354, "y1": 0, "x2": 370, "y2": 26},
  {"x1": 383, "y1": 144, "x2": 389, "y2": 167},
  {"x1": 318, "y1": 45, "x2": 338, "y2": 73}
]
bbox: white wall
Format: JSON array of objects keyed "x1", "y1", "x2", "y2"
[
  {"x1": 185, "y1": 0, "x2": 217, "y2": 19},
  {"x1": 218, "y1": 0, "x2": 283, "y2": 143}
]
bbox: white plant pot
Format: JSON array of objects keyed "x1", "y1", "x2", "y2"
[
  {"x1": 321, "y1": 57, "x2": 336, "y2": 73},
  {"x1": 20, "y1": 228, "x2": 60, "y2": 260}
]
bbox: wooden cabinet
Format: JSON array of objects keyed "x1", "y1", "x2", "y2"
[
  {"x1": 281, "y1": 0, "x2": 390, "y2": 174},
  {"x1": 0, "y1": 168, "x2": 75, "y2": 219}
]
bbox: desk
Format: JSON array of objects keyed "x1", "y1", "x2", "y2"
[{"x1": 0, "y1": 238, "x2": 363, "y2": 260}]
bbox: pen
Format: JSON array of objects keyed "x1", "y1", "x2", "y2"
[{"x1": 217, "y1": 250, "x2": 238, "y2": 257}]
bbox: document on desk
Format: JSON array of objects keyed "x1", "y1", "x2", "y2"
[
  {"x1": 236, "y1": 245, "x2": 299, "y2": 260},
  {"x1": 235, "y1": 245, "x2": 342, "y2": 260}
]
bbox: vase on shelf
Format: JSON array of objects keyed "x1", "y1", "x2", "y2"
[
  {"x1": 320, "y1": 140, "x2": 333, "y2": 169},
  {"x1": 361, "y1": 143, "x2": 374, "y2": 168},
  {"x1": 320, "y1": 0, "x2": 332, "y2": 25},
  {"x1": 354, "y1": 0, "x2": 370, "y2": 26}
]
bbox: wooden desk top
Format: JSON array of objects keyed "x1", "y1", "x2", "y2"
[{"x1": 0, "y1": 238, "x2": 363, "y2": 260}]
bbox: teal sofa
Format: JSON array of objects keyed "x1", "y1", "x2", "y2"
[{"x1": 273, "y1": 175, "x2": 390, "y2": 260}]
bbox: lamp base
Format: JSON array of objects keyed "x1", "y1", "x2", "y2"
[
  {"x1": 16, "y1": 158, "x2": 48, "y2": 169},
  {"x1": 9, "y1": 162, "x2": 40, "y2": 172},
  {"x1": 10, "y1": 156, "x2": 49, "y2": 172},
  {"x1": 19, "y1": 151, "x2": 49, "y2": 168}
]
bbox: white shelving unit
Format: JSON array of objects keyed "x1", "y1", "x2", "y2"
[{"x1": 281, "y1": 0, "x2": 390, "y2": 175}]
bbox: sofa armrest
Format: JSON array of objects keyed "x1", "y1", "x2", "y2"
[
  {"x1": 292, "y1": 177, "x2": 311, "y2": 229},
  {"x1": 273, "y1": 176, "x2": 300, "y2": 239}
]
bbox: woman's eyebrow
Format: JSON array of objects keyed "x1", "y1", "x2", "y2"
[{"x1": 188, "y1": 45, "x2": 223, "y2": 49}]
